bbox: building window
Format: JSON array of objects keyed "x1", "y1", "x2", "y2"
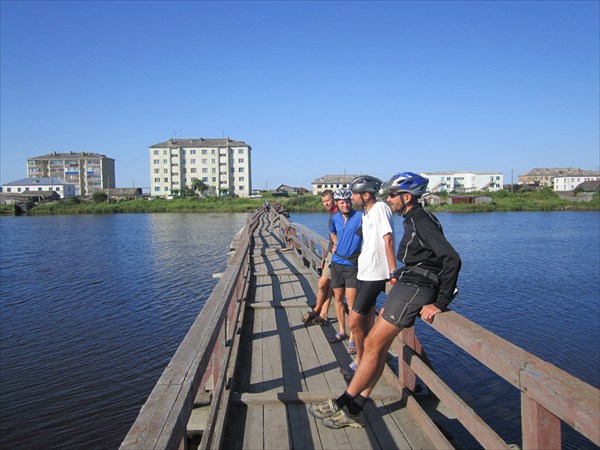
[
  {"x1": 202, "y1": 149, "x2": 207, "y2": 155},
  {"x1": 163, "y1": 159, "x2": 168, "y2": 164},
  {"x1": 239, "y1": 168, "x2": 244, "y2": 173},
  {"x1": 164, "y1": 178, "x2": 169, "y2": 182},
  {"x1": 212, "y1": 177, "x2": 216, "y2": 182},
  {"x1": 238, "y1": 158, "x2": 244, "y2": 163},
  {"x1": 190, "y1": 159, "x2": 196, "y2": 164},
  {"x1": 190, "y1": 150, "x2": 196, "y2": 155},
  {"x1": 239, "y1": 186, "x2": 244, "y2": 190},
  {"x1": 239, "y1": 177, "x2": 245, "y2": 181},
  {"x1": 211, "y1": 149, "x2": 216, "y2": 155},
  {"x1": 154, "y1": 178, "x2": 160, "y2": 182},
  {"x1": 155, "y1": 187, "x2": 160, "y2": 192},
  {"x1": 153, "y1": 150, "x2": 159, "y2": 155},
  {"x1": 164, "y1": 169, "x2": 168, "y2": 173},
  {"x1": 153, "y1": 159, "x2": 160, "y2": 164},
  {"x1": 202, "y1": 177, "x2": 208, "y2": 182},
  {"x1": 202, "y1": 168, "x2": 207, "y2": 173},
  {"x1": 238, "y1": 149, "x2": 244, "y2": 154},
  {"x1": 191, "y1": 168, "x2": 197, "y2": 173},
  {"x1": 202, "y1": 158, "x2": 207, "y2": 164}
]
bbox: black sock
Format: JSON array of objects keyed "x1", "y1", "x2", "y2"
[
  {"x1": 347, "y1": 394, "x2": 367, "y2": 415},
  {"x1": 335, "y1": 391, "x2": 354, "y2": 409}
]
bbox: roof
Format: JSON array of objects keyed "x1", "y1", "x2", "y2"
[
  {"x1": 150, "y1": 138, "x2": 251, "y2": 149},
  {"x1": 28, "y1": 151, "x2": 113, "y2": 161},
  {"x1": 576, "y1": 180, "x2": 600, "y2": 192},
  {"x1": 2, "y1": 177, "x2": 74, "y2": 187},
  {"x1": 312, "y1": 174, "x2": 364, "y2": 184},
  {"x1": 99, "y1": 188, "x2": 143, "y2": 195},
  {"x1": 520, "y1": 168, "x2": 590, "y2": 177}
]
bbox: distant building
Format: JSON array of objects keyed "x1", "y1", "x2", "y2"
[
  {"x1": 552, "y1": 170, "x2": 600, "y2": 191},
  {"x1": 421, "y1": 171, "x2": 503, "y2": 193},
  {"x1": 311, "y1": 174, "x2": 363, "y2": 195},
  {"x1": 149, "y1": 138, "x2": 252, "y2": 197},
  {"x1": 27, "y1": 152, "x2": 115, "y2": 196},
  {"x1": 97, "y1": 187, "x2": 144, "y2": 201},
  {"x1": 518, "y1": 168, "x2": 590, "y2": 189},
  {"x1": 2, "y1": 177, "x2": 76, "y2": 199}
]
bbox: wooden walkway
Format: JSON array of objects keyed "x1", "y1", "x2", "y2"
[{"x1": 221, "y1": 211, "x2": 437, "y2": 449}]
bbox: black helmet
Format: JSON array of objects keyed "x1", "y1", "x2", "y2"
[{"x1": 349, "y1": 175, "x2": 382, "y2": 194}]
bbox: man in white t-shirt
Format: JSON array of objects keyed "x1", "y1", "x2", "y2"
[{"x1": 341, "y1": 175, "x2": 396, "y2": 380}]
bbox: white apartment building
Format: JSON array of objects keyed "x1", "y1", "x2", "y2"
[
  {"x1": 27, "y1": 152, "x2": 115, "y2": 195},
  {"x1": 149, "y1": 138, "x2": 252, "y2": 197},
  {"x1": 421, "y1": 171, "x2": 504, "y2": 193},
  {"x1": 2, "y1": 177, "x2": 76, "y2": 198},
  {"x1": 553, "y1": 171, "x2": 600, "y2": 191}
]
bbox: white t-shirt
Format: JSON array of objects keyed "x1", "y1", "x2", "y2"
[{"x1": 357, "y1": 201, "x2": 393, "y2": 281}]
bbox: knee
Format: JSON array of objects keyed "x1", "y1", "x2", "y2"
[
  {"x1": 348, "y1": 313, "x2": 363, "y2": 331},
  {"x1": 318, "y1": 277, "x2": 329, "y2": 290}
]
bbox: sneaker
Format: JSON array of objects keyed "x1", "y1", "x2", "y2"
[
  {"x1": 308, "y1": 399, "x2": 339, "y2": 419},
  {"x1": 302, "y1": 310, "x2": 319, "y2": 325},
  {"x1": 322, "y1": 406, "x2": 365, "y2": 429}
]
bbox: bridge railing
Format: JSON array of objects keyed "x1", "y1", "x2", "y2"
[
  {"x1": 120, "y1": 208, "x2": 265, "y2": 450},
  {"x1": 276, "y1": 210, "x2": 600, "y2": 450}
]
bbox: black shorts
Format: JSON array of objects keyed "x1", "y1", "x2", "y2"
[
  {"x1": 330, "y1": 262, "x2": 358, "y2": 289},
  {"x1": 352, "y1": 280, "x2": 387, "y2": 315},
  {"x1": 381, "y1": 282, "x2": 437, "y2": 329}
]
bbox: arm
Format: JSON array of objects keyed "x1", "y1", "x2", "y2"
[{"x1": 383, "y1": 232, "x2": 396, "y2": 277}]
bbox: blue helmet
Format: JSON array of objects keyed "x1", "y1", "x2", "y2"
[
  {"x1": 383, "y1": 172, "x2": 429, "y2": 197},
  {"x1": 333, "y1": 188, "x2": 352, "y2": 201}
]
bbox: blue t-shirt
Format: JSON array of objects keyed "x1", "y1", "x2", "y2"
[{"x1": 330, "y1": 209, "x2": 363, "y2": 266}]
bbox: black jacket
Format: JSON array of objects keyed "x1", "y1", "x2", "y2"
[{"x1": 395, "y1": 205, "x2": 462, "y2": 310}]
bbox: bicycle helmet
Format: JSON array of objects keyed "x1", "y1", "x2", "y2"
[
  {"x1": 333, "y1": 188, "x2": 352, "y2": 201},
  {"x1": 349, "y1": 175, "x2": 382, "y2": 193},
  {"x1": 382, "y1": 172, "x2": 429, "y2": 197}
]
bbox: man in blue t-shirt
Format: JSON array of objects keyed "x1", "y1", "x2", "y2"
[{"x1": 328, "y1": 189, "x2": 363, "y2": 343}]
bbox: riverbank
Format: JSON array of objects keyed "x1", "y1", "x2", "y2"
[{"x1": 1, "y1": 190, "x2": 598, "y2": 215}]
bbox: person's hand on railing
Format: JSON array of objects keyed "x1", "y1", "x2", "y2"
[{"x1": 420, "y1": 304, "x2": 442, "y2": 323}]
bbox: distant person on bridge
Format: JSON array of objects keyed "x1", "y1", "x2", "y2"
[
  {"x1": 327, "y1": 189, "x2": 363, "y2": 344},
  {"x1": 309, "y1": 172, "x2": 461, "y2": 429},
  {"x1": 302, "y1": 190, "x2": 337, "y2": 326},
  {"x1": 341, "y1": 175, "x2": 396, "y2": 381}
]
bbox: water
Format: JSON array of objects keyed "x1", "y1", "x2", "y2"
[
  {"x1": 0, "y1": 213, "x2": 249, "y2": 449},
  {"x1": 291, "y1": 211, "x2": 600, "y2": 449},
  {"x1": 0, "y1": 211, "x2": 598, "y2": 449}
]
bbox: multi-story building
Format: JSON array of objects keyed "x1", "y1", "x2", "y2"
[
  {"x1": 553, "y1": 170, "x2": 600, "y2": 191},
  {"x1": 27, "y1": 152, "x2": 115, "y2": 195},
  {"x1": 2, "y1": 177, "x2": 76, "y2": 198},
  {"x1": 518, "y1": 168, "x2": 589, "y2": 189},
  {"x1": 421, "y1": 171, "x2": 504, "y2": 192},
  {"x1": 311, "y1": 174, "x2": 362, "y2": 195},
  {"x1": 149, "y1": 138, "x2": 252, "y2": 197}
]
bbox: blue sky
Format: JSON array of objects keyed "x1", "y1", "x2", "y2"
[{"x1": 1, "y1": 1, "x2": 598, "y2": 190}]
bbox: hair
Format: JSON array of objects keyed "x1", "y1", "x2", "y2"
[{"x1": 321, "y1": 189, "x2": 334, "y2": 198}]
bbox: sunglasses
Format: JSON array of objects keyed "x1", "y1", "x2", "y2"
[{"x1": 387, "y1": 192, "x2": 402, "y2": 198}]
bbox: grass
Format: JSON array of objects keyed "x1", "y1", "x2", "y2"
[{"x1": 1, "y1": 189, "x2": 598, "y2": 216}]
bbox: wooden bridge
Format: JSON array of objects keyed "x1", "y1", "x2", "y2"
[{"x1": 121, "y1": 206, "x2": 600, "y2": 450}]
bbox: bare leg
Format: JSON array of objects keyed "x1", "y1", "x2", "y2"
[
  {"x1": 346, "y1": 318, "x2": 401, "y2": 398},
  {"x1": 333, "y1": 287, "x2": 347, "y2": 336}
]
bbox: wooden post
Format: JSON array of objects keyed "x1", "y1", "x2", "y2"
[
  {"x1": 521, "y1": 393, "x2": 561, "y2": 449},
  {"x1": 399, "y1": 328, "x2": 417, "y2": 392}
]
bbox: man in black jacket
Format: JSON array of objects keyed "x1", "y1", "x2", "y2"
[{"x1": 308, "y1": 172, "x2": 461, "y2": 429}]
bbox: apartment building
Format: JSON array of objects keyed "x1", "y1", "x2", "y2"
[
  {"x1": 27, "y1": 152, "x2": 115, "y2": 195},
  {"x1": 552, "y1": 170, "x2": 600, "y2": 191},
  {"x1": 149, "y1": 138, "x2": 252, "y2": 197},
  {"x1": 518, "y1": 168, "x2": 589, "y2": 189},
  {"x1": 421, "y1": 171, "x2": 504, "y2": 193}
]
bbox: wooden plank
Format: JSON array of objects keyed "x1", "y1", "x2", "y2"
[
  {"x1": 264, "y1": 404, "x2": 291, "y2": 449},
  {"x1": 242, "y1": 405, "x2": 263, "y2": 449},
  {"x1": 380, "y1": 397, "x2": 440, "y2": 450},
  {"x1": 364, "y1": 399, "x2": 411, "y2": 449}
]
